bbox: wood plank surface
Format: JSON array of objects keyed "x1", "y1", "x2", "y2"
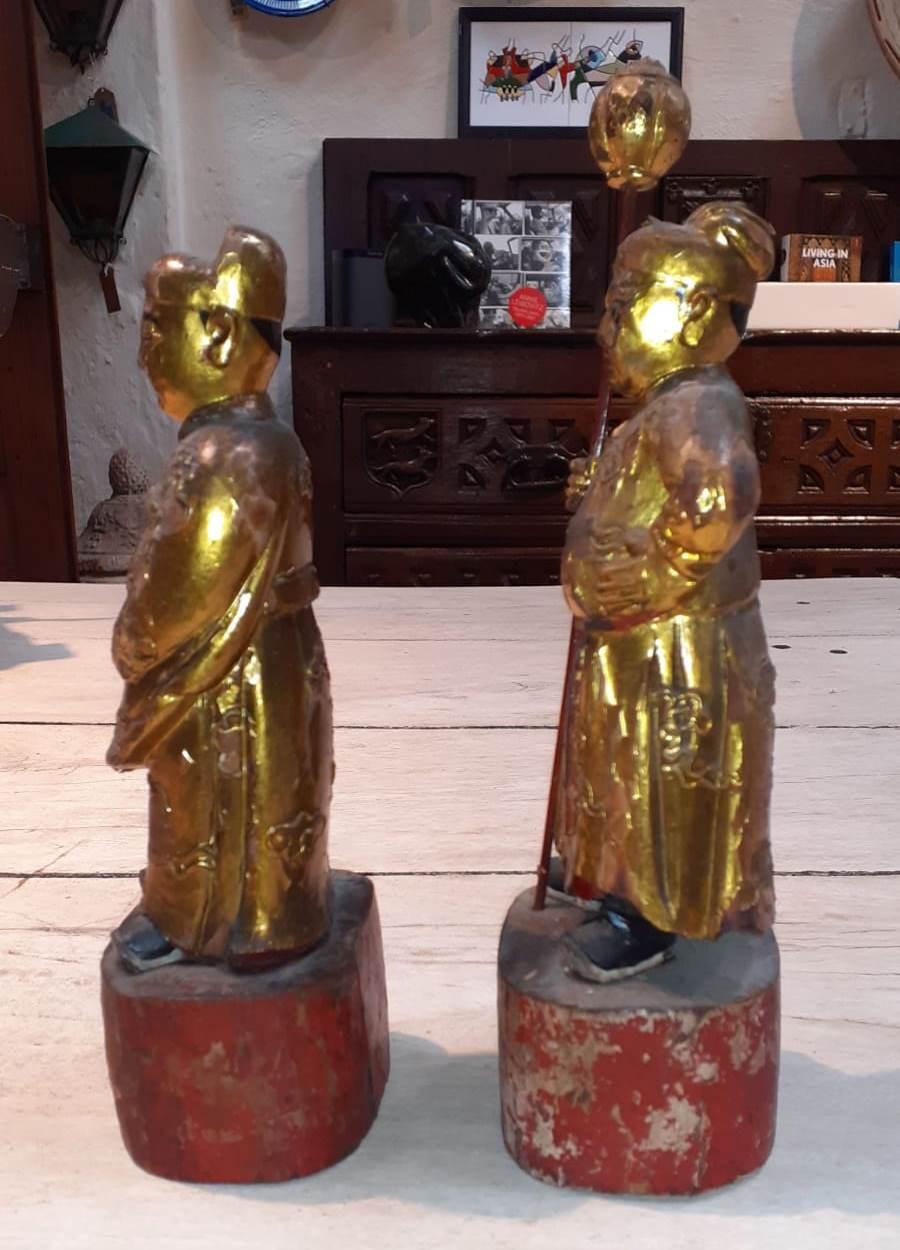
[
  {"x1": 4, "y1": 576, "x2": 900, "y2": 633},
  {"x1": 1, "y1": 723, "x2": 897, "y2": 878},
  {"x1": 1, "y1": 874, "x2": 898, "y2": 1250},
  {"x1": 3, "y1": 582, "x2": 899, "y2": 728},
  {"x1": 1, "y1": 580, "x2": 898, "y2": 1248}
]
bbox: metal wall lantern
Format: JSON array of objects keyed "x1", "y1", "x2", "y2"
[
  {"x1": 44, "y1": 93, "x2": 150, "y2": 313},
  {"x1": 34, "y1": 0, "x2": 128, "y2": 72}
]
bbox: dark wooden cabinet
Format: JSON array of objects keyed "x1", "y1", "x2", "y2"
[
  {"x1": 297, "y1": 135, "x2": 900, "y2": 585},
  {"x1": 287, "y1": 327, "x2": 900, "y2": 585},
  {"x1": 323, "y1": 138, "x2": 900, "y2": 326}
]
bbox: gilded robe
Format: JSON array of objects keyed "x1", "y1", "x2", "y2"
[
  {"x1": 108, "y1": 394, "x2": 332, "y2": 964},
  {"x1": 554, "y1": 366, "x2": 775, "y2": 940}
]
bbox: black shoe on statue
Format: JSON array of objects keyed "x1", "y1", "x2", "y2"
[
  {"x1": 112, "y1": 910, "x2": 186, "y2": 975},
  {"x1": 563, "y1": 908, "x2": 676, "y2": 984}
]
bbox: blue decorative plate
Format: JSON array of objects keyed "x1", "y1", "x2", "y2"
[{"x1": 244, "y1": 0, "x2": 336, "y2": 14}]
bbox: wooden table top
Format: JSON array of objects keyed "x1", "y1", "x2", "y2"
[{"x1": 2, "y1": 580, "x2": 899, "y2": 1248}]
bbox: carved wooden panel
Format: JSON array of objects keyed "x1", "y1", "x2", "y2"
[
  {"x1": 360, "y1": 408, "x2": 439, "y2": 498},
  {"x1": 751, "y1": 399, "x2": 900, "y2": 509},
  {"x1": 343, "y1": 397, "x2": 594, "y2": 514},
  {"x1": 800, "y1": 180, "x2": 900, "y2": 280},
  {"x1": 347, "y1": 547, "x2": 561, "y2": 587},
  {"x1": 292, "y1": 322, "x2": 900, "y2": 584},
  {"x1": 366, "y1": 175, "x2": 467, "y2": 251},
  {"x1": 662, "y1": 176, "x2": 768, "y2": 224}
]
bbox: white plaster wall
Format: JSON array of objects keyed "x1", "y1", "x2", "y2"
[
  {"x1": 37, "y1": 0, "x2": 181, "y2": 530},
  {"x1": 39, "y1": 0, "x2": 900, "y2": 525}
]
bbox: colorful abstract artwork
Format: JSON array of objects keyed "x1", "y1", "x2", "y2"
[{"x1": 459, "y1": 7, "x2": 684, "y2": 136}]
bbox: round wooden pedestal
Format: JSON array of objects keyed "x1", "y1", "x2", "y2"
[
  {"x1": 498, "y1": 889, "x2": 780, "y2": 1196},
  {"x1": 101, "y1": 870, "x2": 389, "y2": 1184}
]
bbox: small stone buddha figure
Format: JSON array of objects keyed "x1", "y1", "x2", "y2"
[
  {"x1": 78, "y1": 450, "x2": 150, "y2": 580},
  {"x1": 553, "y1": 202, "x2": 777, "y2": 982},
  {"x1": 108, "y1": 227, "x2": 332, "y2": 973}
]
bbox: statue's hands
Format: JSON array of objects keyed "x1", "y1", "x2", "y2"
[
  {"x1": 564, "y1": 522, "x2": 689, "y2": 626},
  {"x1": 583, "y1": 525, "x2": 655, "y2": 620},
  {"x1": 565, "y1": 456, "x2": 597, "y2": 513}
]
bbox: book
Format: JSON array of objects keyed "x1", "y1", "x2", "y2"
[
  {"x1": 889, "y1": 242, "x2": 900, "y2": 283},
  {"x1": 461, "y1": 199, "x2": 572, "y2": 328},
  {"x1": 781, "y1": 233, "x2": 863, "y2": 282}
]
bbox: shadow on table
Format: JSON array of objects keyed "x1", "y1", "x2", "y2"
[
  {"x1": 238, "y1": 1035, "x2": 900, "y2": 1218},
  {"x1": 0, "y1": 606, "x2": 71, "y2": 671}
]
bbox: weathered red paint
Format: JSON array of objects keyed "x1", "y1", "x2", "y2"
[
  {"x1": 498, "y1": 888, "x2": 780, "y2": 1195},
  {"x1": 102, "y1": 871, "x2": 389, "y2": 1184}
]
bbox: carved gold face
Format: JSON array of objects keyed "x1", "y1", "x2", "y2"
[
  {"x1": 139, "y1": 291, "x2": 276, "y2": 423},
  {"x1": 599, "y1": 207, "x2": 775, "y2": 398},
  {"x1": 139, "y1": 228, "x2": 286, "y2": 423},
  {"x1": 599, "y1": 255, "x2": 728, "y2": 399}
]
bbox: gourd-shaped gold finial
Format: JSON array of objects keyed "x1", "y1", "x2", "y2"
[{"x1": 588, "y1": 59, "x2": 691, "y2": 192}]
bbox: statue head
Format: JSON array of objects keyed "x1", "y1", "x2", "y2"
[
  {"x1": 599, "y1": 202, "x2": 776, "y2": 398},
  {"x1": 139, "y1": 226, "x2": 286, "y2": 421}
]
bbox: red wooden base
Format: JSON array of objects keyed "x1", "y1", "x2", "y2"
[
  {"x1": 499, "y1": 889, "x2": 780, "y2": 1195},
  {"x1": 101, "y1": 870, "x2": 389, "y2": 1183}
]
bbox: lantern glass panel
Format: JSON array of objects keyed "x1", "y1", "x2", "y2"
[
  {"x1": 34, "y1": 0, "x2": 127, "y2": 65},
  {"x1": 46, "y1": 147, "x2": 132, "y2": 241}
]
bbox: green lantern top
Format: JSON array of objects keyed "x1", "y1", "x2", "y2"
[{"x1": 44, "y1": 102, "x2": 149, "y2": 154}]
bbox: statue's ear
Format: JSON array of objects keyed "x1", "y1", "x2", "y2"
[
  {"x1": 203, "y1": 306, "x2": 237, "y2": 369},
  {"x1": 681, "y1": 284, "x2": 718, "y2": 349}
]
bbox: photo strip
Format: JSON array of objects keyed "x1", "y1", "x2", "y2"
[{"x1": 462, "y1": 199, "x2": 572, "y2": 328}]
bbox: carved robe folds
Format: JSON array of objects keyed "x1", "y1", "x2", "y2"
[
  {"x1": 108, "y1": 394, "x2": 332, "y2": 964},
  {"x1": 555, "y1": 367, "x2": 776, "y2": 940}
]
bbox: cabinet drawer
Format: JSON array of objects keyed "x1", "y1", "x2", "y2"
[
  {"x1": 341, "y1": 397, "x2": 631, "y2": 515},
  {"x1": 753, "y1": 398, "x2": 900, "y2": 510},
  {"x1": 346, "y1": 546, "x2": 562, "y2": 586}
]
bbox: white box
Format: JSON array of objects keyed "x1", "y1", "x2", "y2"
[{"x1": 748, "y1": 282, "x2": 900, "y2": 331}]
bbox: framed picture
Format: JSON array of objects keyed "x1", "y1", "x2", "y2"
[{"x1": 458, "y1": 6, "x2": 684, "y2": 138}]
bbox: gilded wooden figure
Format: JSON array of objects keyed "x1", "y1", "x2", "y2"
[
  {"x1": 553, "y1": 202, "x2": 778, "y2": 981},
  {"x1": 108, "y1": 227, "x2": 332, "y2": 972},
  {"x1": 500, "y1": 64, "x2": 780, "y2": 1196}
]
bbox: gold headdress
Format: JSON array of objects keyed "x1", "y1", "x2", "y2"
[
  {"x1": 616, "y1": 202, "x2": 775, "y2": 308},
  {"x1": 144, "y1": 226, "x2": 286, "y2": 325}
]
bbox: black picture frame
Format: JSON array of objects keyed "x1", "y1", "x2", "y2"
[{"x1": 458, "y1": 6, "x2": 685, "y2": 139}]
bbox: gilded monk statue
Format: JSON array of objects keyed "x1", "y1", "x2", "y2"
[
  {"x1": 108, "y1": 227, "x2": 332, "y2": 973},
  {"x1": 551, "y1": 202, "x2": 777, "y2": 983}
]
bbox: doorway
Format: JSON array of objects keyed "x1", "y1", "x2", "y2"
[{"x1": 0, "y1": 0, "x2": 76, "y2": 581}]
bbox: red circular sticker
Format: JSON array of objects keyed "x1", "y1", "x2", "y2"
[{"x1": 508, "y1": 285, "x2": 548, "y2": 328}]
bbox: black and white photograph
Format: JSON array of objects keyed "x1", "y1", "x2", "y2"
[
  {"x1": 480, "y1": 235, "x2": 523, "y2": 270},
  {"x1": 466, "y1": 200, "x2": 525, "y2": 236},
  {"x1": 485, "y1": 271, "x2": 521, "y2": 305},
  {"x1": 528, "y1": 275, "x2": 567, "y2": 307},
  {"x1": 480, "y1": 307, "x2": 515, "y2": 327},
  {"x1": 520, "y1": 238, "x2": 567, "y2": 274},
  {"x1": 524, "y1": 203, "x2": 571, "y2": 237},
  {"x1": 463, "y1": 196, "x2": 572, "y2": 328}
]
